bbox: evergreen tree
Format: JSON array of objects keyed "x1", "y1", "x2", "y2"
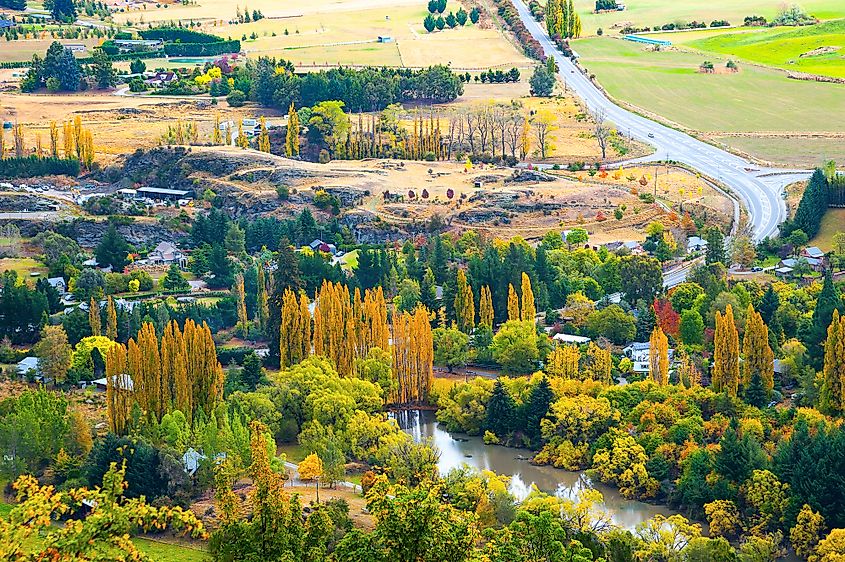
[
  {"x1": 704, "y1": 227, "x2": 726, "y2": 265},
  {"x1": 744, "y1": 371, "x2": 767, "y2": 408},
  {"x1": 635, "y1": 300, "x2": 656, "y2": 341},
  {"x1": 161, "y1": 263, "x2": 190, "y2": 292},
  {"x1": 715, "y1": 419, "x2": 762, "y2": 484},
  {"x1": 241, "y1": 351, "x2": 264, "y2": 391},
  {"x1": 758, "y1": 284, "x2": 780, "y2": 325},
  {"x1": 91, "y1": 48, "x2": 116, "y2": 89},
  {"x1": 51, "y1": 0, "x2": 77, "y2": 23},
  {"x1": 521, "y1": 376, "x2": 553, "y2": 447},
  {"x1": 485, "y1": 380, "x2": 515, "y2": 438},
  {"x1": 95, "y1": 224, "x2": 130, "y2": 271},
  {"x1": 267, "y1": 238, "x2": 302, "y2": 366},
  {"x1": 809, "y1": 270, "x2": 843, "y2": 368}
]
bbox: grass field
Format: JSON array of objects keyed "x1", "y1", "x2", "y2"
[
  {"x1": 0, "y1": 257, "x2": 47, "y2": 279},
  {"x1": 573, "y1": 36, "x2": 845, "y2": 165},
  {"x1": 133, "y1": 538, "x2": 210, "y2": 561},
  {"x1": 810, "y1": 208, "x2": 845, "y2": 251},
  {"x1": 112, "y1": 0, "x2": 530, "y2": 70},
  {"x1": 687, "y1": 19, "x2": 845, "y2": 78},
  {"x1": 573, "y1": 0, "x2": 845, "y2": 37}
]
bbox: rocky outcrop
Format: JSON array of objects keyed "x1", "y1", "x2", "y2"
[{"x1": 505, "y1": 169, "x2": 556, "y2": 183}]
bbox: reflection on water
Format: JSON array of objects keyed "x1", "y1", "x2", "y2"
[{"x1": 395, "y1": 409, "x2": 676, "y2": 531}]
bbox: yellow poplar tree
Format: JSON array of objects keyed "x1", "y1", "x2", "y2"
[
  {"x1": 546, "y1": 344, "x2": 580, "y2": 379},
  {"x1": 586, "y1": 342, "x2": 612, "y2": 383},
  {"x1": 478, "y1": 285, "x2": 494, "y2": 329},
  {"x1": 89, "y1": 298, "x2": 101, "y2": 337},
  {"x1": 742, "y1": 304, "x2": 774, "y2": 394},
  {"x1": 392, "y1": 306, "x2": 434, "y2": 404},
  {"x1": 212, "y1": 113, "x2": 222, "y2": 145},
  {"x1": 258, "y1": 116, "x2": 271, "y2": 153},
  {"x1": 649, "y1": 326, "x2": 669, "y2": 385},
  {"x1": 236, "y1": 120, "x2": 249, "y2": 148},
  {"x1": 454, "y1": 269, "x2": 475, "y2": 333},
  {"x1": 234, "y1": 273, "x2": 248, "y2": 337},
  {"x1": 105, "y1": 296, "x2": 118, "y2": 340},
  {"x1": 285, "y1": 102, "x2": 300, "y2": 157},
  {"x1": 279, "y1": 289, "x2": 311, "y2": 368},
  {"x1": 520, "y1": 272, "x2": 536, "y2": 322},
  {"x1": 713, "y1": 304, "x2": 740, "y2": 396},
  {"x1": 360, "y1": 287, "x2": 389, "y2": 357},
  {"x1": 507, "y1": 284, "x2": 520, "y2": 322},
  {"x1": 105, "y1": 344, "x2": 130, "y2": 435}
]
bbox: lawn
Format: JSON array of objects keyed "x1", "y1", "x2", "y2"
[
  {"x1": 688, "y1": 19, "x2": 845, "y2": 78},
  {"x1": 572, "y1": 36, "x2": 845, "y2": 165},
  {"x1": 0, "y1": 257, "x2": 47, "y2": 279},
  {"x1": 810, "y1": 208, "x2": 845, "y2": 251},
  {"x1": 133, "y1": 538, "x2": 210, "y2": 562}
]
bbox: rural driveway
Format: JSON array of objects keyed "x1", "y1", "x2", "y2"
[{"x1": 512, "y1": 0, "x2": 811, "y2": 242}]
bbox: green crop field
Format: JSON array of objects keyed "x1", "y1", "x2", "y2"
[
  {"x1": 687, "y1": 19, "x2": 845, "y2": 78},
  {"x1": 573, "y1": 0, "x2": 845, "y2": 37},
  {"x1": 572, "y1": 37, "x2": 845, "y2": 166}
]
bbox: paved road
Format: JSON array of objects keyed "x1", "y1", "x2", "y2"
[{"x1": 512, "y1": 0, "x2": 811, "y2": 242}]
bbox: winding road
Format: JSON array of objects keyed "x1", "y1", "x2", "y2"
[{"x1": 512, "y1": 0, "x2": 811, "y2": 242}]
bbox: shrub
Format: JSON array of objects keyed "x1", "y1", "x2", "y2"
[{"x1": 226, "y1": 89, "x2": 246, "y2": 107}]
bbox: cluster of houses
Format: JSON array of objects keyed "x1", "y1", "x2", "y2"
[
  {"x1": 116, "y1": 186, "x2": 194, "y2": 206},
  {"x1": 775, "y1": 246, "x2": 827, "y2": 277}
]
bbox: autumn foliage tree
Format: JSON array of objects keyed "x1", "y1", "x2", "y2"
[
  {"x1": 821, "y1": 309, "x2": 845, "y2": 414},
  {"x1": 454, "y1": 269, "x2": 475, "y2": 333},
  {"x1": 520, "y1": 272, "x2": 536, "y2": 322},
  {"x1": 742, "y1": 304, "x2": 774, "y2": 395},
  {"x1": 105, "y1": 320, "x2": 224, "y2": 432},
  {"x1": 392, "y1": 306, "x2": 434, "y2": 404},
  {"x1": 478, "y1": 285, "x2": 494, "y2": 329},
  {"x1": 713, "y1": 304, "x2": 740, "y2": 396},
  {"x1": 507, "y1": 284, "x2": 520, "y2": 321},
  {"x1": 0, "y1": 461, "x2": 205, "y2": 561},
  {"x1": 279, "y1": 288, "x2": 311, "y2": 368},
  {"x1": 546, "y1": 344, "x2": 580, "y2": 379},
  {"x1": 649, "y1": 326, "x2": 669, "y2": 385}
]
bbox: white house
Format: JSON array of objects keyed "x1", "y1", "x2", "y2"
[
  {"x1": 148, "y1": 241, "x2": 186, "y2": 267},
  {"x1": 16, "y1": 357, "x2": 39, "y2": 377},
  {"x1": 93, "y1": 373, "x2": 135, "y2": 392},
  {"x1": 47, "y1": 276, "x2": 67, "y2": 294},
  {"x1": 687, "y1": 236, "x2": 708, "y2": 253}
]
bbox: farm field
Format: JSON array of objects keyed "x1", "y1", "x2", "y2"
[
  {"x1": 572, "y1": 36, "x2": 845, "y2": 166},
  {"x1": 686, "y1": 19, "x2": 845, "y2": 78},
  {"x1": 110, "y1": 0, "x2": 531, "y2": 70},
  {"x1": 572, "y1": 0, "x2": 845, "y2": 37}
]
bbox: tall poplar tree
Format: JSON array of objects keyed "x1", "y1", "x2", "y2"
[
  {"x1": 742, "y1": 304, "x2": 774, "y2": 395},
  {"x1": 105, "y1": 296, "x2": 118, "y2": 341},
  {"x1": 520, "y1": 272, "x2": 536, "y2": 322},
  {"x1": 478, "y1": 285, "x2": 494, "y2": 329},
  {"x1": 648, "y1": 326, "x2": 669, "y2": 385},
  {"x1": 507, "y1": 284, "x2": 520, "y2": 322},
  {"x1": 392, "y1": 306, "x2": 434, "y2": 404},
  {"x1": 713, "y1": 304, "x2": 740, "y2": 396},
  {"x1": 285, "y1": 103, "x2": 300, "y2": 157},
  {"x1": 454, "y1": 269, "x2": 475, "y2": 333},
  {"x1": 234, "y1": 274, "x2": 248, "y2": 337},
  {"x1": 89, "y1": 298, "x2": 101, "y2": 337}
]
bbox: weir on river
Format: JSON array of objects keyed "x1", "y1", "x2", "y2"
[{"x1": 394, "y1": 409, "x2": 677, "y2": 531}]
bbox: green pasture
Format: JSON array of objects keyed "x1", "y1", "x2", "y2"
[
  {"x1": 687, "y1": 19, "x2": 845, "y2": 78},
  {"x1": 574, "y1": 0, "x2": 845, "y2": 37},
  {"x1": 574, "y1": 37, "x2": 845, "y2": 133}
]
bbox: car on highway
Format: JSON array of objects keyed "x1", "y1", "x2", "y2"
[{"x1": 647, "y1": 132, "x2": 655, "y2": 138}]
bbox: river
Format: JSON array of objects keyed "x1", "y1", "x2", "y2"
[{"x1": 396, "y1": 409, "x2": 678, "y2": 531}]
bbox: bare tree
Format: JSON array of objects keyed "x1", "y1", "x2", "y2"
[
  {"x1": 504, "y1": 111, "x2": 526, "y2": 160},
  {"x1": 591, "y1": 108, "x2": 612, "y2": 161}
]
